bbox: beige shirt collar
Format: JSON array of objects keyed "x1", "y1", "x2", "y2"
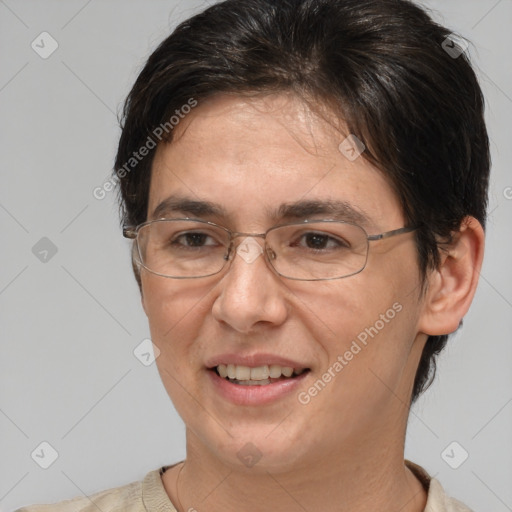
[{"x1": 140, "y1": 461, "x2": 473, "y2": 512}]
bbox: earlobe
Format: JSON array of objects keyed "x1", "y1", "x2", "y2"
[{"x1": 418, "y1": 216, "x2": 485, "y2": 336}]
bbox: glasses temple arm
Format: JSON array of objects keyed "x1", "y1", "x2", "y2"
[{"x1": 367, "y1": 226, "x2": 417, "y2": 241}]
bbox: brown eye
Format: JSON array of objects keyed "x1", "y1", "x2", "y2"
[
  {"x1": 291, "y1": 231, "x2": 349, "y2": 251},
  {"x1": 173, "y1": 232, "x2": 213, "y2": 247}
]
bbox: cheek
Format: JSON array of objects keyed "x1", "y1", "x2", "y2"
[
  {"x1": 143, "y1": 274, "x2": 207, "y2": 329},
  {"x1": 293, "y1": 280, "x2": 420, "y2": 438},
  {"x1": 141, "y1": 276, "x2": 217, "y2": 418},
  {"x1": 296, "y1": 262, "x2": 420, "y2": 376},
  {"x1": 293, "y1": 277, "x2": 397, "y2": 339},
  {"x1": 141, "y1": 275, "x2": 215, "y2": 366}
]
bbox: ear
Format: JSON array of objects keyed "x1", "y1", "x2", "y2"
[{"x1": 418, "y1": 216, "x2": 485, "y2": 336}]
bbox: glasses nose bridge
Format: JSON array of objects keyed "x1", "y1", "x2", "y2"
[
  {"x1": 230, "y1": 231, "x2": 267, "y2": 240},
  {"x1": 225, "y1": 231, "x2": 275, "y2": 267}
]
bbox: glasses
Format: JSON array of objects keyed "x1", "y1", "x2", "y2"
[{"x1": 123, "y1": 218, "x2": 416, "y2": 281}]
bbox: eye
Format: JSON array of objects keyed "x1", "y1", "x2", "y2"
[
  {"x1": 292, "y1": 231, "x2": 350, "y2": 251},
  {"x1": 171, "y1": 231, "x2": 220, "y2": 248}
]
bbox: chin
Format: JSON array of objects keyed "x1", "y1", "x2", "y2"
[{"x1": 196, "y1": 424, "x2": 313, "y2": 474}]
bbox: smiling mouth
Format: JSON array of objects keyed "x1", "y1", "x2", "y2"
[{"x1": 210, "y1": 364, "x2": 310, "y2": 386}]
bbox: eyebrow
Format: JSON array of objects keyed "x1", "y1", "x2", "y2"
[
  {"x1": 150, "y1": 195, "x2": 372, "y2": 227},
  {"x1": 151, "y1": 196, "x2": 226, "y2": 220}
]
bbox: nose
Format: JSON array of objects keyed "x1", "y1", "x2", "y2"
[{"x1": 211, "y1": 237, "x2": 288, "y2": 333}]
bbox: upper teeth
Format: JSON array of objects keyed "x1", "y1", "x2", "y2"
[{"x1": 217, "y1": 364, "x2": 305, "y2": 380}]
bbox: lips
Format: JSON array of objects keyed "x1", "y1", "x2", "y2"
[{"x1": 204, "y1": 353, "x2": 311, "y2": 404}]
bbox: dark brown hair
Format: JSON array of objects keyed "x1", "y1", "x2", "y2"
[{"x1": 114, "y1": 0, "x2": 490, "y2": 403}]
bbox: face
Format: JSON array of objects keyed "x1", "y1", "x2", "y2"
[{"x1": 141, "y1": 93, "x2": 428, "y2": 473}]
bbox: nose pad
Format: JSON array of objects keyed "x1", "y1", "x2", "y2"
[
  {"x1": 266, "y1": 246, "x2": 277, "y2": 261},
  {"x1": 223, "y1": 243, "x2": 233, "y2": 262}
]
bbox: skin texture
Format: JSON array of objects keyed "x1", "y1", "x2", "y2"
[{"x1": 138, "y1": 93, "x2": 484, "y2": 511}]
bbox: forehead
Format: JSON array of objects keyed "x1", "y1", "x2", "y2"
[
  {"x1": 170, "y1": 93, "x2": 343, "y2": 154},
  {"x1": 148, "y1": 93, "x2": 403, "y2": 230}
]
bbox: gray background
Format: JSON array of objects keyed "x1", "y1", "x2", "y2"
[{"x1": 0, "y1": 0, "x2": 511, "y2": 510}]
